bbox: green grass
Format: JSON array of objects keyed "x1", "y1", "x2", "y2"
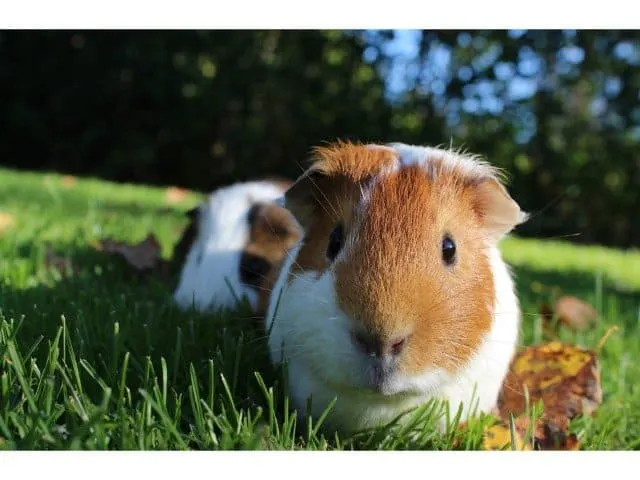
[{"x1": 1, "y1": 166, "x2": 639, "y2": 450}]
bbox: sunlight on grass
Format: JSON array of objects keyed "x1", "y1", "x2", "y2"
[{"x1": 0, "y1": 167, "x2": 639, "y2": 450}]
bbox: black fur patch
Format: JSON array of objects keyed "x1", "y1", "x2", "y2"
[
  {"x1": 239, "y1": 252, "x2": 271, "y2": 289},
  {"x1": 172, "y1": 206, "x2": 201, "y2": 268}
]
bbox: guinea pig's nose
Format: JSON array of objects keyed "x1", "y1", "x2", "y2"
[{"x1": 351, "y1": 330, "x2": 408, "y2": 358}]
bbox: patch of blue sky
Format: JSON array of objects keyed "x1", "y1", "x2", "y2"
[{"x1": 366, "y1": 29, "x2": 540, "y2": 107}]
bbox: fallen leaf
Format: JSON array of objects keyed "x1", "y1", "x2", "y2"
[
  {"x1": 484, "y1": 414, "x2": 580, "y2": 451},
  {"x1": 96, "y1": 234, "x2": 162, "y2": 271},
  {"x1": 0, "y1": 212, "x2": 16, "y2": 234},
  {"x1": 61, "y1": 175, "x2": 78, "y2": 188},
  {"x1": 44, "y1": 246, "x2": 77, "y2": 275},
  {"x1": 532, "y1": 417, "x2": 580, "y2": 450},
  {"x1": 500, "y1": 341, "x2": 602, "y2": 418},
  {"x1": 496, "y1": 341, "x2": 602, "y2": 450},
  {"x1": 556, "y1": 296, "x2": 598, "y2": 331},
  {"x1": 483, "y1": 422, "x2": 528, "y2": 450},
  {"x1": 541, "y1": 296, "x2": 598, "y2": 332},
  {"x1": 165, "y1": 186, "x2": 190, "y2": 204}
]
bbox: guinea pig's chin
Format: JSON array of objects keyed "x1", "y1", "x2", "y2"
[{"x1": 350, "y1": 366, "x2": 446, "y2": 398}]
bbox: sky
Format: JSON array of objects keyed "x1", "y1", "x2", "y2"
[
  {"x1": 362, "y1": 30, "x2": 640, "y2": 142},
  {"x1": 372, "y1": 30, "x2": 538, "y2": 103}
]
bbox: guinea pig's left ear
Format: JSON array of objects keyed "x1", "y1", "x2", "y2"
[
  {"x1": 283, "y1": 166, "x2": 327, "y2": 230},
  {"x1": 473, "y1": 177, "x2": 528, "y2": 243},
  {"x1": 251, "y1": 203, "x2": 302, "y2": 245}
]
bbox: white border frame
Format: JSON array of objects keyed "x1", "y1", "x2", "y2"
[{"x1": 1, "y1": 0, "x2": 639, "y2": 29}]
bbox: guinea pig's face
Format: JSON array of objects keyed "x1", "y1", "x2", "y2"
[{"x1": 270, "y1": 142, "x2": 525, "y2": 397}]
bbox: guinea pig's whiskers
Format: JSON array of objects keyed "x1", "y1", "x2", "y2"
[
  {"x1": 518, "y1": 312, "x2": 545, "y2": 317},
  {"x1": 422, "y1": 284, "x2": 472, "y2": 317},
  {"x1": 252, "y1": 284, "x2": 277, "y2": 294},
  {"x1": 445, "y1": 339, "x2": 477, "y2": 352},
  {"x1": 297, "y1": 292, "x2": 332, "y2": 307},
  {"x1": 436, "y1": 351, "x2": 465, "y2": 371}
]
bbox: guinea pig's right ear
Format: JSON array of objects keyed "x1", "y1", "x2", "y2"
[
  {"x1": 474, "y1": 177, "x2": 528, "y2": 243},
  {"x1": 283, "y1": 166, "x2": 326, "y2": 230}
]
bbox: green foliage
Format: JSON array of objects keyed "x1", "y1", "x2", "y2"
[
  {"x1": 0, "y1": 30, "x2": 424, "y2": 190},
  {"x1": 402, "y1": 30, "x2": 640, "y2": 248},
  {"x1": 1, "y1": 168, "x2": 639, "y2": 450},
  {"x1": 0, "y1": 31, "x2": 638, "y2": 244}
]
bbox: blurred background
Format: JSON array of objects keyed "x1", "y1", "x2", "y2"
[{"x1": 0, "y1": 30, "x2": 638, "y2": 248}]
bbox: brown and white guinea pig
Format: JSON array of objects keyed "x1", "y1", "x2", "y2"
[
  {"x1": 265, "y1": 141, "x2": 528, "y2": 434},
  {"x1": 173, "y1": 179, "x2": 301, "y2": 315}
]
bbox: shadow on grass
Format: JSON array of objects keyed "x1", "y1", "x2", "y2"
[
  {"x1": 1, "y1": 242, "x2": 638, "y2": 449},
  {"x1": 0, "y1": 244, "x2": 281, "y2": 437}
]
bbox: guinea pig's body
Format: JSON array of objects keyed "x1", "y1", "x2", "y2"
[
  {"x1": 173, "y1": 179, "x2": 300, "y2": 314},
  {"x1": 265, "y1": 142, "x2": 527, "y2": 434}
]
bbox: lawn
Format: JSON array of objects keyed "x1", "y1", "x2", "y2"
[{"x1": 1, "y1": 166, "x2": 639, "y2": 450}]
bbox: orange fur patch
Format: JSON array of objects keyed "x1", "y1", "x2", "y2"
[
  {"x1": 286, "y1": 142, "x2": 397, "y2": 275},
  {"x1": 287, "y1": 142, "x2": 498, "y2": 374}
]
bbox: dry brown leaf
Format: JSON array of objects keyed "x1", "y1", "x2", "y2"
[
  {"x1": 0, "y1": 211, "x2": 16, "y2": 234},
  {"x1": 97, "y1": 234, "x2": 162, "y2": 271},
  {"x1": 495, "y1": 341, "x2": 602, "y2": 450},
  {"x1": 499, "y1": 341, "x2": 602, "y2": 419},
  {"x1": 44, "y1": 246, "x2": 77, "y2": 275},
  {"x1": 165, "y1": 186, "x2": 190, "y2": 204},
  {"x1": 483, "y1": 422, "x2": 529, "y2": 450},
  {"x1": 555, "y1": 296, "x2": 598, "y2": 331},
  {"x1": 61, "y1": 175, "x2": 78, "y2": 188},
  {"x1": 531, "y1": 417, "x2": 580, "y2": 450},
  {"x1": 484, "y1": 414, "x2": 580, "y2": 451},
  {"x1": 541, "y1": 296, "x2": 598, "y2": 332}
]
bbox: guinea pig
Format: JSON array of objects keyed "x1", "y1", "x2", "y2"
[
  {"x1": 173, "y1": 179, "x2": 301, "y2": 315},
  {"x1": 265, "y1": 141, "x2": 528, "y2": 434}
]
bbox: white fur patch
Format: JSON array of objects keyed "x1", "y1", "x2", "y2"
[
  {"x1": 388, "y1": 142, "x2": 501, "y2": 181},
  {"x1": 174, "y1": 181, "x2": 287, "y2": 313}
]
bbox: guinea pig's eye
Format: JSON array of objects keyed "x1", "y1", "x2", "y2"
[
  {"x1": 326, "y1": 224, "x2": 344, "y2": 262},
  {"x1": 441, "y1": 235, "x2": 456, "y2": 266}
]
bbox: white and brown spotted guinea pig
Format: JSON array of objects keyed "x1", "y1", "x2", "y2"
[
  {"x1": 173, "y1": 179, "x2": 301, "y2": 315},
  {"x1": 265, "y1": 141, "x2": 528, "y2": 434}
]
